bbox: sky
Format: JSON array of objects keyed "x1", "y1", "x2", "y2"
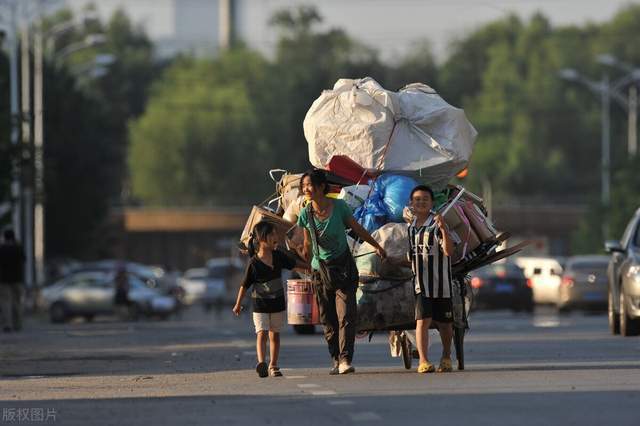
[{"x1": 62, "y1": 0, "x2": 639, "y2": 62}]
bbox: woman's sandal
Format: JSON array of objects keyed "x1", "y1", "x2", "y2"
[
  {"x1": 269, "y1": 366, "x2": 283, "y2": 377},
  {"x1": 437, "y1": 357, "x2": 453, "y2": 373}
]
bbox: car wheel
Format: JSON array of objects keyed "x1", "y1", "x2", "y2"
[
  {"x1": 292, "y1": 324, "x2": 315, "y2": 335},
  {"x1": 620, "y1": 290, "x2": 640, "y2": 336},
  {"x1": 49, "y1": 302, "x2": 68, "y2": 323},
  {"x1": 608, "y1": 289, "x2": 620, "y2": 335}
]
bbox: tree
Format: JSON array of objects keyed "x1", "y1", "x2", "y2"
[{"x1": 128, "y1": 50, "x2": 276, "y2": 205}]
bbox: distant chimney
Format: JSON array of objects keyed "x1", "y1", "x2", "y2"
[{"x1": 218, "y1": 0, "x2": 235, "y2": 51}]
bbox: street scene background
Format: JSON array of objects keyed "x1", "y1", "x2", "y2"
[{"x1": 1, "y1": 0, "x2": 640, "y2": 425}]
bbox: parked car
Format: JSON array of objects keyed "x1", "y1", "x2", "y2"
[
  {"x1": 40, "y1": 271, "x2": 176, "y2": 323},
  {"x1": 515, "y1": 257, "x2": 564, "y2": 304},
  {"x1": 468, "y1": 262, "x2": 533, "y2": 312},
  {"x1": 178, "y1": 268, "x2": 226, "y2": 309},
  {"x1": 556, "y1": 256, "x2": 609, "y2": 312},
  {"x1": 178, "y1": 258, "x2": 245, "y2": 308},
  {"x1": 606, "y1": 207, "x2": 640, "y2": 336}
]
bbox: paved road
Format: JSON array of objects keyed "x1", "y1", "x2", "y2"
[{"x1": 1, "y1": 306, "x2": 639, "y2": 425}]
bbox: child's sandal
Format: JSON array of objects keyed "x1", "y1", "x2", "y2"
[{"x1": 269, "y1": 366, "x2": 283, "y2": 377}]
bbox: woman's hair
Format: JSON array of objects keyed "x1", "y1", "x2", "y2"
[
  {"x1": 409, "y1": 185, "x2": 434, "y2": 201},
  {"x1": 248, "y1": 221, "x2": 275, "y2": 257},
  {"x1": 299, "y1": 169, "x2": 329, "y2": 194}
]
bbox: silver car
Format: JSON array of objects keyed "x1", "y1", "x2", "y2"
[
  {"x1": 557, "y1": 256, "x2": 609, "y2": 312},
  {"x1": 606, "y1": 207, "x2": 640, "y2": 336},
  {"x1": 40, "y1": 271, "x2": 176, "y2": 323}
]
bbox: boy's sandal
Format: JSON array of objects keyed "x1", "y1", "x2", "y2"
[
  {"x1": 269, "y1": 366, "x2": 283, "y2": 377},
  {"x1": 256, "y1": 362, "x2": 268, "y2": 378},
  {"x1": 437, "y1": 357, "x2": 453, "y2": 373},
  {"x1": 417, "y1": 361, "x2": 435, "y2": 374}
]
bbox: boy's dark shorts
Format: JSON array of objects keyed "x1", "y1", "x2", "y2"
[{"x1": 415, "y1": 294, "x2": 454, "y2": 323}]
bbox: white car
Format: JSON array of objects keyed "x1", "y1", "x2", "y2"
[
  {"x1": 178, "y1": 268, "x2": 227, "y2": 307},
  {"x1": 515, "y1": 257, "x2": 564, "y2": 304},
  {"x1": 40, "y1": 271, "x2": 176, "y2": 323}
]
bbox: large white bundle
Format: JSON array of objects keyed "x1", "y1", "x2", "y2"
[{"x1": 303, "y1": 77, "x2": 478, "y2": 189}]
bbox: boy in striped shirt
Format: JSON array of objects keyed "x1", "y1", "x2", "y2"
[{"x1": 408, "y1": 185, "x2": 455, "y2": 374}]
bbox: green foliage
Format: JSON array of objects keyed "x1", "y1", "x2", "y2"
[{"x1": 129, "y1": 50, "x2": 275, "y2": 205}]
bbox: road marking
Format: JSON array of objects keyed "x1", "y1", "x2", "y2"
[
  {"x1": 297, "y1": 383, "x2": 320, "y2": 389},
  {"x1": 284, "y1": 375, "x2": 307, "y2": 380},
  {"x1": 242, "y1": 351, "x2": 255, "y2": 356},
  {"x1": 327, "y1": 400, "x2": 354, "y2": 405},
  {"x1": 230, "y1": 340, "x2": 253, "y2": 347},
  {"x1": 310, "y1": 390, "x2": 337, "y2": 396},
  {"x1": 349, "y1": 412, "x2": 381, "y2": 422}
]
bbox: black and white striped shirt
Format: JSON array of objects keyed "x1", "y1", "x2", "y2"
[{"x1": 408, "y1": 217, "x2": 453, "y2": 298}]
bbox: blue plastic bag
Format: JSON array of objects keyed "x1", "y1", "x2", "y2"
[{"x1": 354, "y1": 174, "x2": 417, "y2": 233}]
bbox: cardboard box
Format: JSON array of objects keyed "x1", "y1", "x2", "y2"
[
  {"x1": 240, "y1": 206, "x2": 304, "y2": 259},
  {"x1": 461, "y1": 201, "x2": 497, "y2": 243}
]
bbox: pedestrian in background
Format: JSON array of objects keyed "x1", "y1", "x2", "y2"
[
  {"x1": 0, "y1": 229, "x2": 26, "y2": 332},
  {"x1": 114, "y1": 265, "x2": 131, "y2": 320},
  {"x1": 407, "y1": 185, "x2": 455, "y2": 374},
  {"x1": 233, "y1": 221, "x2": 307, "y2": 378},
  {"x1": 297, "y1": 169, "x2": 386, "y2": 375}
]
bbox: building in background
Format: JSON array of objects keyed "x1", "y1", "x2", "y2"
[{"x1": 64, "y1": 0, "x2": 630, "y2": 61}]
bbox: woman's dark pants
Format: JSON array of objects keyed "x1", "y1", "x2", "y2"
[{"x1": 316, "y1": 284, "x2": 357, "y2": 364}]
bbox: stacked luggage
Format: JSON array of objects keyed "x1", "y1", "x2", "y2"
[{"x1": 238, "y1": 77, "x2": 527, "y2": 333}]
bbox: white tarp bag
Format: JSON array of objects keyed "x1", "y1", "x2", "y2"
[{"x1": 303, "y1": 77, "x2": 478, "y2": 189}]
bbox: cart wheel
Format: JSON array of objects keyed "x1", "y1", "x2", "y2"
[
  {"x1": 454, "y1": 326, "x2": 465, "y2": 370},
  {"x1": 400, "y1": 332, "x2": 412, "y2": 370}
]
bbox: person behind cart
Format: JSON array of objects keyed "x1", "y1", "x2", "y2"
[
  {"x1": 232, "y1": 221, "x2": 308, "y2": 378},
  {"x1": 407, "y1": 185, "x2": 455, "y2": 374},
  {"x1": 297, "y1": 169, "x2": 387, "y2": 375},
  {"x1": 114, "y1": 265, "x2": 131, "y2": 320}
]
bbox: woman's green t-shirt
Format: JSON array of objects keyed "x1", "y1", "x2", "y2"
[{"x1": 297, "y1": 198, "x2": 352, "y2": 271}]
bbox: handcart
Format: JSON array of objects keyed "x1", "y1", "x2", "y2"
[{"x1": 356, "y1": 238, "x2": 531, "y2": 371}]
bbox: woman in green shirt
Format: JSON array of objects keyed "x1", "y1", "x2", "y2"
[{"x1": 297, "y1": 169, "x2": 386, "y2": 375}]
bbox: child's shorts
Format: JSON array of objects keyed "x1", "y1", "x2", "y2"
[{"x1": 253, "y1": 311, "x2": 285, "y2": 333}]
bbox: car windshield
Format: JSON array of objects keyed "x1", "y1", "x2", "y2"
[
  {"x1": 208, "y1": 266, "x2": 233, "y2": 278},
  {"x1": 478, "y1": 263, "x2": 524, "y2": 278},
  {"x1": 569, "y1": 261, "x2": 608, "y2": 273}
]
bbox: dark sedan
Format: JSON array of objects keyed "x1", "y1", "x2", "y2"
[
  {"x1": 557, "y1": 256, "x2": 609, "y2": 312},
  {"x1": 469, "y1": 262, "x2": 533, "y2": 312}
]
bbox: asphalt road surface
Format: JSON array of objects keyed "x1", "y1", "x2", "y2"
[{"x1": 1, "y1": 306, "x2": 639, "y2": 426}]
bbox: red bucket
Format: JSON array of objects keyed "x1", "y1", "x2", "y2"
[{"x1": 287, "y1": 279, "x2": 320, "y2": 325}]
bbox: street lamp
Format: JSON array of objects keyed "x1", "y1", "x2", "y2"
[
  {"x1": 31, "y1": 9, "x2": 110, "y2": 287},
  {"x1": 597, "y1": 53, "x2": 640, "y2": 157},
  {"x1": 559, "y1": 68, "x2": 616, "y2": 240}
]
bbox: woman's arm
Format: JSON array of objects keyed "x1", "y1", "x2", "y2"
[
  {"x1": 345, "y1": 216, "x2": 387, "y2": 259},
  {"x1": 301, "y1": 228, "x2": 312, "y2": 263}
]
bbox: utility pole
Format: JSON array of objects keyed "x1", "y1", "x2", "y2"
[
  {"x1": 20, "y1": 22, "x2": 34, "y2": 289},
  {"x1": 33, "y1": 1, "x2": 44, "y2": 286},
  {"x1": 629, "y1": 85, "x2": 638, "y2": 157},
  {"x1": 601, "y1": 74, "x2": 611, "y2": 240}
]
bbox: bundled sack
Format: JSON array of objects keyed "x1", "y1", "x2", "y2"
[
  {"x1": 338, "y1": 184, "x2": 371, "y2": 212},
  {"x1": 304, "y1": 77, "x2": 477, "y2": 189},
  {"x1": 355, "y1": 223, "x2": 413, "y2": 281},
  {"x1": 239, "y1": 206, "x2": 304, "y2": 259},
  {"x1": 356, "y1": 279, "x2": 415, "y2": 332},
  {"x1": 354, "y1": 174, "x2": 417, "y2": 233}
]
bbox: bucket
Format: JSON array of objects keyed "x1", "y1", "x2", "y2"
[{"x1": 287, "y1": 279, "x2": 320, "y2": 325}]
